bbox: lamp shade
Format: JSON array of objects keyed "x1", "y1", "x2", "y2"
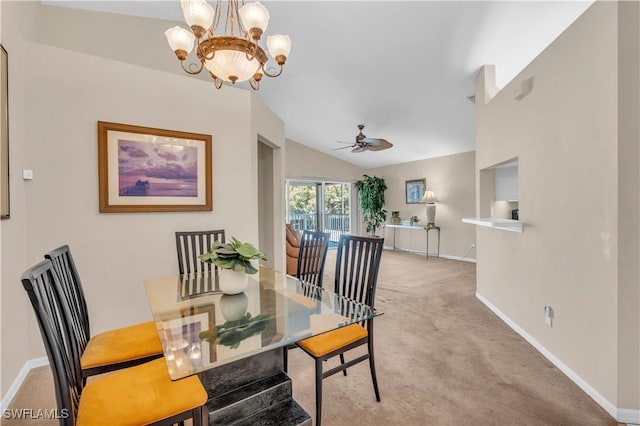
[
  {"x1": 421, "y1": 190, "x2": 438, "y2": 203},
  {"x1": 165, "y1": 26, "x2": 196, "y2": 54},
  {"x1": 181, "y1": 0, "x2": 215, "y2": 31},
  {"x1": 266, "y1": 34, "x2": 291, "y2": 58},
  {"x1": 239, "y1": 2, "x2": 270, "y2": 33}
]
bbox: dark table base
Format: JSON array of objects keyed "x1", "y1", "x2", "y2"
[{"x1": 201, "y1": 348, "x2": 311, "y2": 425}]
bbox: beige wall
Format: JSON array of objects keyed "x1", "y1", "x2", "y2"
[
  {"x1": 0, "y1": 3, "x2": 285, "y2": 396},
  {"x1": 285, "y1": 139, "x2": 364, "y2": 182},
  {"x1": 476, "y1": 0, "x2": 639, "y2": 415},
  {"x1": 0, "y1": 0, "x2": 42, "y2": 398},
  {"x1": 370, "y1": 152, "x2": 476, "y2": 259},
  {"x1": 617, "y1": 0, "x2": 640, "y2": 411}
]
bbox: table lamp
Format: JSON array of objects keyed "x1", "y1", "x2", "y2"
[{"x1": 420, "y1": 190, "x2": 438, "y2": 226}]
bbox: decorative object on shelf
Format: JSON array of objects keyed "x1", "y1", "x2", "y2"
[
  {"x1": 410, "y1": 216, "x2": 419, "y2": 226},
  {"x1": 199, "y1": 237, "x2": 267, "y2": 294},
  {"x1": 420, "y1": 189, "x2": 438, "y2": 226},
  {"x1": 405, "y1": 179, "x2": 426, "y2": 204},
  {"x1": 390, "y1": 211, "x2": 401, "y2": 225},
  {"x1": 98, "y1": 121, "x2": 212, "y2": 213},
  {"x1": 165, "y1": 0, "x2": 291, "y2": 91},
  {"x1": 355, "y1": 174, "x2": 387, "y2": 236}
]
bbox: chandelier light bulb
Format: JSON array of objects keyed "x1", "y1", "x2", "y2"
[
  {"x1": 181, "y1": 0, "x2": 215, "y2": 34},
  {"x1": 239, "y1": 2, "x2": 270, "y2": 38},
  {"x1": 267, "y1": 34, "x2": 291, "y2": 64},
  {"x1": 165, "y1": 26, "x2": 196, "y2": 59}
]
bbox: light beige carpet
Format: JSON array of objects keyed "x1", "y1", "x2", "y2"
[{"x1": 5, "y1": 249, "x2": 618, "y2": 425}]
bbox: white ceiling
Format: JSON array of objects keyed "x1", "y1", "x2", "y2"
[{"x1": 44, "y1": 0, "x2": 593, "y2": 168}]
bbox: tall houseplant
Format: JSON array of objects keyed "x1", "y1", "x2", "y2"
[{"x1": 355, "y1": 175, "x2": 387, "y2": 236}]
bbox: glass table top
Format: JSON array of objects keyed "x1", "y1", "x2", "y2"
[{"x1": 143, "y1": 267, "x2": 378, "y2": 380}]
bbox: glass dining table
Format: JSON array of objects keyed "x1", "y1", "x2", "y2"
[{"x1": 143, "y1": 266, "x2": 378, "y2": 425}]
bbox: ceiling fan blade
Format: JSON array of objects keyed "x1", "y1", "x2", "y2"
[
  {"x1": 367, "y1": 140, "x2": 393, "y2": 151},
  {"x1": 333, "y1": 145, "x2": 355, "y2": 150},
  {"x1": 351, "y1": 146, "x2": 367, "y2": 153},
  {"x1": 361, "y1": 137, "x2": 389, "y2": 146},
  {"x1": 336, "y1": 140, "x2": 354, "y2": 144}
]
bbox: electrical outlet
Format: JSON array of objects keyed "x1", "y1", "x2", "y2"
[
  {"x1": 544, "y1": 306, "x2": 553, "y2": 327},
  {"x1": 471, "y1": 243, "x2": 476, "y2": 250}
]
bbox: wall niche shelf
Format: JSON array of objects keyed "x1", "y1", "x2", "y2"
[{"x1": 462, "y1": 218, "x2": 524, "y2": 233}]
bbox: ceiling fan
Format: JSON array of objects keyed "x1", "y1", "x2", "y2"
[{"x1": 334, "y1": 124, "x2": 393, "y2": 153}]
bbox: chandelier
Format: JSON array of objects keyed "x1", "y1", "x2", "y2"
[{"x1": 165, "y1": 0, "x2": 291, "y2": 90}]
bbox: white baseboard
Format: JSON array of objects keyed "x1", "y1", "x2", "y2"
[
  {"x1": 439, "y1": 254, "x2": 476, "y2": 263},
  {"x1": 475, "y1": 292, "x2": 620, "y2": 421},
  {"x1": 1, "y1": 357, "x2": 49, "y2": 411},
  {"x1": 383, "y1": 246, "x2": 476, "y2": 263},
  {"x1": 618, "y1": 408, "x2": 640, "y2": 425}
]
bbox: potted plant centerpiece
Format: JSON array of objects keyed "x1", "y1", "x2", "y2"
[{"x1": 199, "y1": 237, "x2": 267, "y2": 295}]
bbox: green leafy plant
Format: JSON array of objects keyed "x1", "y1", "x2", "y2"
[
  {"x1": 199, "y1": 237, "x2": 267, "y2": 274},
  {"x1": 355, "y1": 174, "x2": 387, "y2": 236}
]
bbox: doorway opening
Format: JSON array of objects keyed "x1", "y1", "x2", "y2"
[{"x1": 286, "y1": 180, "x2": 351, "y2": 245}]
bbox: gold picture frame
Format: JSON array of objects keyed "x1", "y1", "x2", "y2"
[
  {"x1": 98, "y1": 121, "x2": 212, "y2": 213},
  {"x1": 1, "y1": 45, "x2": 9, "y2": 219}
]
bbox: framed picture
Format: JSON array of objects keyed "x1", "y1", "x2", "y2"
[
  {"x1": 1, "y1": 45, "x2": 9, "y2": 219},
  {"x1": 405, "y1": 179, "x2": 426, "y2": 204},
  {"x1": 98, "y1": 121, "x2": 212, "y2": 213}
]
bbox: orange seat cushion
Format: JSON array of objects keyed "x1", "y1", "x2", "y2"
[
  {"x1": 298, "y1": 323, "x2": 368, "y2": 357},
  {"x1": 81, "y1": 321, "x2": 163, "y2": 370},
  {"x1": 77, "y1": 358, "x2": 207, "y2": 426}
]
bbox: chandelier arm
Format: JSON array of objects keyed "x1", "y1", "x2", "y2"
[
  {"x1": 212, "y1": 0, "x2": 222, "y2": 34},
  {"x1": 261, "y1": 62, "x2": 284, "y2": 78},
  {"x1": 196, "y1": 41, "x2": 216, "y2": 61},
  {"x1": 214, "y1": 76, "x2": 223, "y2": 89},
  {"x1": 249, "y1": 78, "x2": 260, "y2": 91},
  {"x1": 244, "y1": 41, "x2": 258, "y2": 62},
  {"x1": 181, "y1": 60, "x2": 205, "y2": 75}
]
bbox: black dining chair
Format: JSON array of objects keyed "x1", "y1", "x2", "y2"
[
  {"x1": 45, "y1": 245, "x2": 163, "y2": 379},
  {"x1": 21, "y1": 259, "x2": 207, "y2": 426},
  {"x1": 283, "y1": 230, "x2": 331, "y2": 372},
  {"x1": 175, "y1": 229, "x2": 226, "y2": 275},
  {"x1": 296, "y1": 230, "x2": 331, "y2": 287},
  {"x1": 296, "y1": 234, "x2": 384, "y2": 426}
]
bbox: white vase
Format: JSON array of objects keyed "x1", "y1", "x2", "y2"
[
  {"x1": 219, "y1": 269, "x2": 249, "y2": 295},
  {"x1": 219, "y1": 293, "x2": 249, "y2": 321}
]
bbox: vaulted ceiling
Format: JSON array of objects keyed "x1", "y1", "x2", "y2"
[{"x1": 45, "y1": 1, "x2": 593, "y2": 168}]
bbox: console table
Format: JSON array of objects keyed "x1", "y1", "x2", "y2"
[{"x1": 384, "y1": 224, "x2": 440, "y2": 259}]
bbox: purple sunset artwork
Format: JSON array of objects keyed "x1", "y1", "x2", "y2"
[{"x1": 118, "y1": 139, "x2": 198, "y2": 197}]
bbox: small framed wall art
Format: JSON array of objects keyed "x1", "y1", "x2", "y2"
[
  {"x1": 1, "y1": 45, "x2": 9, "y2": 219},
  {"x1": 405, "y1": 178, "x2": 426, "y2": 204}
]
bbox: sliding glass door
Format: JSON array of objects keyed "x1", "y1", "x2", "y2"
[{"x1": 286, "y1": 180, "x2": 351, "y2": 243}]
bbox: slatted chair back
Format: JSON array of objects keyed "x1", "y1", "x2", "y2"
[
  {"x1": 175, "y1": 230, "x2": 226, "y2": 275},
  {"x1": 297, "y1": 230, "x2": 330, "y2": 287},
  {"x1": 45, "y1": 245, "x2": 90, "y2": 356},
  {"x1": 334, "y1": 235, "x2": 384, "y2": 315},
  {"x1": 21, "y1": 260, "x2": 83, "y2": 426}
]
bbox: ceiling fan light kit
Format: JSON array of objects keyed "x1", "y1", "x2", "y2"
[
  {"x1": 165, "y1": 0, "x2": 291, "y2": 90},
  {"x1": 334, "y1": 124, "x2": 394, "y2": 153}
]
